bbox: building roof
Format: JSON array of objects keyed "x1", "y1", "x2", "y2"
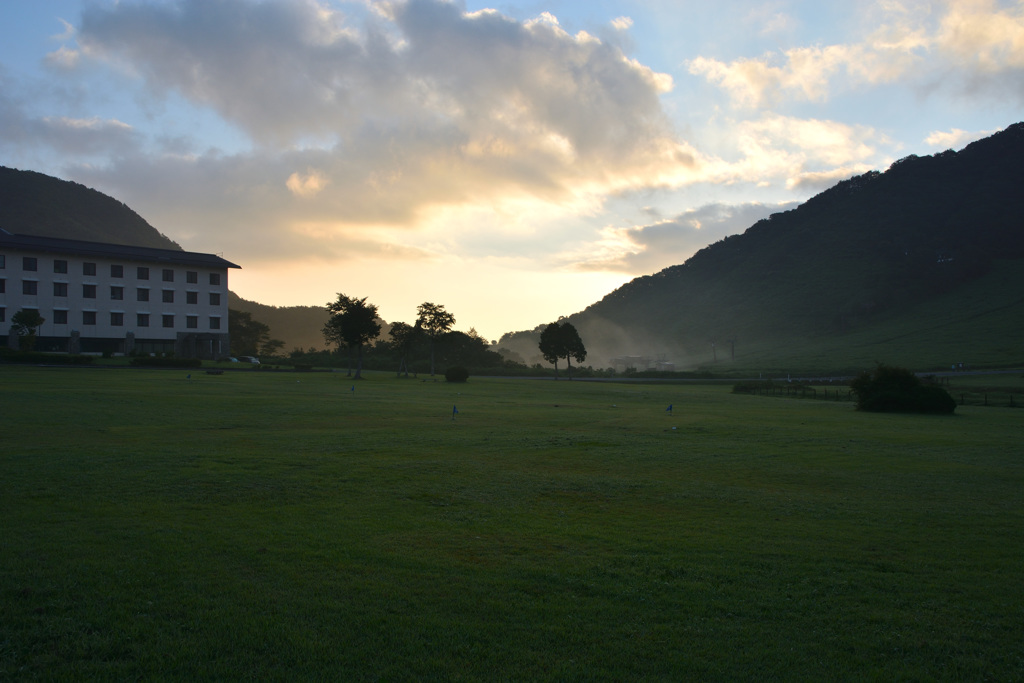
[{"x1": 0, "y1": 231, "x2": 240, "y2": 269}]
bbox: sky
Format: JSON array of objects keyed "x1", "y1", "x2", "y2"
[{"x1": 1, "y1": 0, "x2": 1022, "y2": 342}]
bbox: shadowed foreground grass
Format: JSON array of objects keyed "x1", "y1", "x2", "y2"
[{"x1": 1, "y1": 366, "x2": 1022, "y2": 680}]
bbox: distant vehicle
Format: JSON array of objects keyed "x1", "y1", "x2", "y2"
[
  {"x1": 237, "y1": 356, "x2": 260, "y2": 364},
  {"x1": 218, "y1": 356, "x2": 239, "y2": 363}
]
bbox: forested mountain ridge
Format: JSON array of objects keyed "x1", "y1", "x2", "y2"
[
  {"x1": 0, "y1": 166, "x2": 182, "y2": 250},
  {"x1": 500, "y1": 122, "x2": 1024, "y2": 371}
]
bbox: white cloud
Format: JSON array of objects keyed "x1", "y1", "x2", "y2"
[
  {"x1": 611, "y1": 16, "x2": 634, "y2": 31},
  {"x1": 70, "y1": 0, "x2": 690, "y2": 239},
  {"x1": 44, "y1": 46, "x2": 81, "y2": 69},
  {"x1": 689, "y1": 0, "x2": 1024, "y2": 108},
  {"x1": 567, "y1": 201, "x2": 800, "y2": 273},
  {"x1": 924, "y1": 126, "x2": 998, "y2": 148},
  {"x1": 286, "y1": 168, "x2": 330, "y2": 198}
]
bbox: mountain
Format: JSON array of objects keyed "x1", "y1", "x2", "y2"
[
  {"x1": 0, "y1": 166, "x2": 182, "y2": 250},
  {"x1": 499, "y1": 122, "x2": 1024, "y2": 374},
  {"x1": 0, "y1": 166, "x2": 330, "y2": 352},
  {"x1": 228, "y1": 292, "x2": 329, "y2": 353}
]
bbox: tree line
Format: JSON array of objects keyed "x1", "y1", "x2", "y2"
[{"x1": 228, "y1": 294, "x2": 589, "y2": 380}]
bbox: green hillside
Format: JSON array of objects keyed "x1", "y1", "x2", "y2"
[
  {"x1": 228, "y1": 292, "x2": 330, "y2": 353},
  {"x1": 500, "y1": 122, "x2": 1024, "y2": 374},
  {"x1": 0, "y1": 166, "x2": 181, "y2": 250}
]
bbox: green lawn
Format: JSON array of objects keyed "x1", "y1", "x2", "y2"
[{"x1": 1, "y1": 366, "x2": 1021, "y2": 680}]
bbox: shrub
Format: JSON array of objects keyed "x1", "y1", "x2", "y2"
[
  {"x1": 445, "y1": 366, "x2": 469, "y2": 383},
  {"x1": 850, "y1": 364, "x2": 956, "y2": 414},
  {"x1": 0, "y1": 350, "x2": 94, "y2": 365},
  {"x1": 129, "y1": 356, "x2": 202, "y2": 368}
]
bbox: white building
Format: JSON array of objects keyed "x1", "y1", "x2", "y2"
[{"x1": 0, "y1": 230, "x2": 240, "y2": 359}]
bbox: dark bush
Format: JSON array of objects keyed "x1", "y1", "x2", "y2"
[
  {"x1": 445, "y1": 366, "x2": 469, "y2": 383},
  {"x1": 850, "y1": 364, "x2": 956, "y2": 414},
  {"x1": 0, "y1": 350, "x2": 94, "y2": 365},
  {"x1": 129, "y1": 356, "x2": 202, "y2": 368}
]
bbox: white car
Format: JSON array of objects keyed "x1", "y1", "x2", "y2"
[{"x1": 237, "y1": 356, "x2": 260, "y2": 364}]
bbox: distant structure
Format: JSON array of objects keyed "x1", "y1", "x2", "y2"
[
  {"x1": 0, "y1": 230, "x2": 239, "y2": 359},
  {"x1": 610, "y1": 355, "x2": 675, "y2": 372}
]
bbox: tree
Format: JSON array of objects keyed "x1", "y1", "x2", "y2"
[
  {"x1": 850, "y1": 364, "x2": 956, "y2": 414},
  {"x1": 416, "y1": 302, "x2": 455, "y2": 376},
  {"x1": 229, "y1": 309, "x2": 282, "y2": 357},
  {"x1": 323, "y1": 294, "x2": 382, "y2": 379},
  {"x1": 11, "y1": 309, "x2": 45, "y2": 351},
  {"x1": 539, "y1": 320, "x2": 587, "y2": 380},
  {"x1": 388, "y1": 321, "x2": 421, "y2": 377}
]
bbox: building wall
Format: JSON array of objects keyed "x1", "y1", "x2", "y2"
[{"x1": 0, "y1": 247, "x2": 231, "y2": 358}]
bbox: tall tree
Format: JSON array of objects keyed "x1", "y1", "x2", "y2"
[
  {"x1": 539, "y1": 320, "x2": 587, "y2": 380},
  {"x1": 10, "y1": 309, "x2": 46, "y2": 351},
  {"x1": 388, "y1": 321, "x2": 420, "y2": 378},
  {"x1": 323, "y1": 294, "x2": 381, "y2": 379},
  {"x1": 539, "y1": 322, "x2": 563, "y2": 379},
  {"x1": 416, "y1": 302, "x2": 455, "y2": 376},
  {"x1": 229, "y1": 309, "x2": 282, "y2": 357}
]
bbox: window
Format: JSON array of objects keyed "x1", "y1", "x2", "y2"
[
  {"x1": 0, "y1": 255, "x2": 5, "y2": 268},
  {"x1": 162, "y1": 314, "x2": 174, "y2": 328},
  {"x1": 209, "y1": 316, "x2": 221, "y2": 330},
  {"x1": 53, "y1": 282, "x2": 68, "y2": 297},
  {"x1": 209, "y1": 273, "x2": 221, "y2": 286},
  {"x1": 84, "y1": 262, "x2": 96, "y2": 276},
  {"x1": 162, "y1": 289, "x2": 174, "y2": 303},
  {"x1": 23, "y1": 257, "x2": 37, "y2": 271},
  {"x1": 0, "y1": 307, "x2": 4, "y2": 323},
  {"x1": 54, "y1": 259, "x2": 68, "y2": 274},
  {"x1": 186, "y1": 291, "x2": 198, "y2": 305},
  {"x1": 83, "y1": 311, "x2": 97, "y2": 325},
  {"x1": 22, "y1": 280, "x2": 38, "y2": 295},
  {"x1": 110, "y1": 286, "x2": 124, "y2": 300},
  {"x1": 53, "y1": 309, "x2": 68, "y2": 325},
  {"x1": 111, "y1": 264, "x2": 124, "y2": 278},
  {"x1": 162, "y1": 269, "x2": 174, "y2": 282},
  {"x1": 111, "y1": 312, "x2": 124, "y2": 326},
  {"x1": 187, "y1": 271, "x2": 198, "y2": 284},
  {"x1": 209, "y1": 292, "x2": 221, "y2": 306},
  {"x1": 83, "y1": 284, "x2": 97, "y2": 299},
  {"x1": 187, "y1": 315, "x2": 198, "y2": 329},
  {"x1": 137, "y1": 288, "x2": 150, "y2": 302},
  {"x1": 0, "y1": 279, "x2": 5, "y2": 294},
  {"x1": 137, "y1": 266, "x2": 149, "y2": 280},
  {"x1": 137, "y1": 313, "x2": 150, "y2": 328}
]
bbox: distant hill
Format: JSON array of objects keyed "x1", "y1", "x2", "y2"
[
  {"x1": 0, "y1": 166, "x2": 331, "y2": 352},
  {"x1": 228, "y1": 292, "x2": 330, "y2": 353},
  {"x1": 0, "y1": 166, "x2": 182, "y2": 250},
  {"x1": 499, "y1": 122, "x2": 1024, "y2": 374}
]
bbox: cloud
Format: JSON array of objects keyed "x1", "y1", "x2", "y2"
[
  {"x1": 689, "y1": 114, "x2": 887, "y2": 191},
  {"x1": 286, "y1": 168, "x2": 330, "y2": 197},
  {"x1": 567, "y1": 201, "x2": 800, "y2": 274},
  {"x1": 63, "y1": 0, "x2": 699, "y2": 254},
  {"x1": 924, "y1": 126, "x2": 998, "y2": 148},
  {"x1": 688, "y1": 0, "x2": 1024, "y2": 108}
]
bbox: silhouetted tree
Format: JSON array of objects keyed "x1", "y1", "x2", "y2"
[
  {"x1": 324, "y1": 294, "x2": 381, "y2": 379},
  {"x1": 229, "y1": 309, "x2": 282, "y2": 357},
  {"x1": 388, "y1": 321, "x2": 421, "y2": 377},
  {"x1": 539, "y1": 320, "x2": 587, "y2": 380},
  {"x1": 416, "y1": 302, "x2": 455, "y2": 376}
]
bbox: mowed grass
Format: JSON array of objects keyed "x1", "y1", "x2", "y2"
[{"x1": 1, "y1": 367, "x2": 1022, "y2": 680}]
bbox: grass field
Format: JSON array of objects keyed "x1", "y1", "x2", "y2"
[{"x1": 2, "y1": 366, "x2": 1022, "y2": 680}]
